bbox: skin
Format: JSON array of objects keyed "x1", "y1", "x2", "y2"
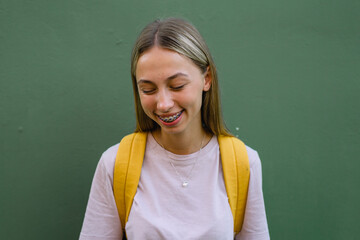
[{"x1": 136, "y1": 47, "x2": 212, "y2": 154}]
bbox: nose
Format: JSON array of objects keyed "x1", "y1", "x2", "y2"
[{"x1": 157, "y1": 89, "x2": 174, "y2": 113}]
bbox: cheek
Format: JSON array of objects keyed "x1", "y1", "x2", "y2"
[
  {"x1": 180, "y1": 91, "x2": 203, "y2": 109},
  {"x1": 139, "y1": 95, "x2": 154, "y2": 113}
]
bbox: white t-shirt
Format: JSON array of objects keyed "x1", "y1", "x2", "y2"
[{"x1": 80, "y1": 134, "x2": 270, "y2": 240}]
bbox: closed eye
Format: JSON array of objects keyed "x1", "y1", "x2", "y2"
[
  {"x1": 171, "y1": 85, "x2": 185, "y2": 91},
  {"x1": 140, "y1": 88, "x2": 156, "y2": 94}
]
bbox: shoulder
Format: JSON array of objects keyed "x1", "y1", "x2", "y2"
[
  {"x1": 245, "y1": 145, "x2": 262, "y2": 170},
  {"x1": 97, "y1": 132, "x2": 148, "y2": 175},
  {"x1": 97, "y1": 143, "x2": 120, "y2": 178},
  {"x1": 100, "y1": 133, "x2": 141, "y2": 165},
  {"x1": 101, "y1": 143, "x2": 120, "y2": 163},
  {"x1": 218, "y1": 135, "x2": 262, "y2": 169}
]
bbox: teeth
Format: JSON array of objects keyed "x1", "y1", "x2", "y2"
[{"x1": 159, "y1": 111, "x2": 182, "y2": 123}]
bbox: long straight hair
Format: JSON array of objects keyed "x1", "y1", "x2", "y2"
[{"x1": 130, "y1": 18, "x2": 231, "y2": 136}]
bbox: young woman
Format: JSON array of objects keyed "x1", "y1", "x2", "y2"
[{"x1": 80, "y1": 18, "x2": 270, "y2": 240}]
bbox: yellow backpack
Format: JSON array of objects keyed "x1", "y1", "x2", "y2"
[{"x1": 113, "y1": 132, "x2": 250, "y2": 235}]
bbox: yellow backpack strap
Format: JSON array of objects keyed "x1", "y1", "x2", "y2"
[
  {"x1": 113, "y1": 132, "x2": 147, "y2": 232},
  {"x1": 218, "y1": 135, "x2": 250, "y2": 234}
]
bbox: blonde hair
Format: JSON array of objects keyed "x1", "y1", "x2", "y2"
[{"x1": 131, "y1": 18, "x2": 231, "y2": 136}]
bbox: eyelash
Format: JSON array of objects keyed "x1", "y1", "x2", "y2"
[
  {"x1": 140, "y1": 85, "x2": 185, "y2": 94},
  {"x1": 141, "y1": 89, "x2": 155, "y2": 94},
  {"x1": 171, "y1": 85, "x2": 185, "y2": 90}
]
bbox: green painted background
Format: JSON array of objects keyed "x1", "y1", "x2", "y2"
[{"x1": 1, "y1": 0, "x2": 359, "y2": 239}]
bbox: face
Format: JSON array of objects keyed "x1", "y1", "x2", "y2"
[{"x1": 135, "y1": 47, "x2": 211, "y2": 136}]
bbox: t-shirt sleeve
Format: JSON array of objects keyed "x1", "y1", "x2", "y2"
[
  {"x1": 235, "y1": 147, "x2": 270, "y2": 240},
  {"x1": 79, "y1": 145, "x2": 123, "y2": 240}
]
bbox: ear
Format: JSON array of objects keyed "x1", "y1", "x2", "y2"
[{"x1": 203, "y1": 67, "x2": 212, "y2": 92}]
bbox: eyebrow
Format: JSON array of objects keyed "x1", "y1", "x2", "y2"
[{"x1": 137, "y1": 72, "x2": 188, "y2": 84}]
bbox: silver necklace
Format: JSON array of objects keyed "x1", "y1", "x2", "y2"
[{"x1": 159, "y1": 134, "x2": 205, "y2": 188}]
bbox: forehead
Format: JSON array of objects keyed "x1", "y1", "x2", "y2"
[{"x1": 136, "y1": 47, "x2": 201, "y2": 81}]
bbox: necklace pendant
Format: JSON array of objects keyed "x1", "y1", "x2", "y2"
[{"x1": 182, "y1": 181, "x2": 189, "y2": 187}]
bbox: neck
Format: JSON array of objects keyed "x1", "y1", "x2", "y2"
[{"x1": 153, "y1": 129, "x2": 210, "y2": 155}]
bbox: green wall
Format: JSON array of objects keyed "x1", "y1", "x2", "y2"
[{"x1": 1, "y1": 0, "x2": 359, "y2": 239}]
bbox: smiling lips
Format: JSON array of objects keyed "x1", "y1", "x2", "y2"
[{"x1": 157, "y1": 110, "x2": 184, "y2": 124}]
